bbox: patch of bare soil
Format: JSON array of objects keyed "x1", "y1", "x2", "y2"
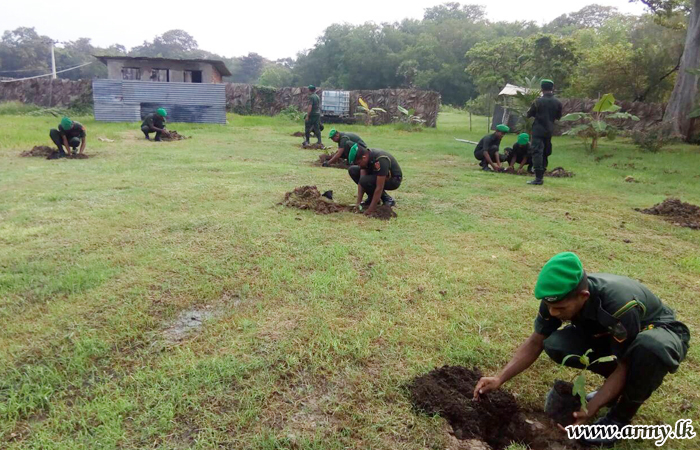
[
  {"x1": 161, "y1": 130, "x2": 189, "y2": 141},
  {"x1": 408, "y1": 366, "x2": 578, "y2": 450},
  {"x1": 291, "y1": 131, "x2": 305, "y2": 137},
  {"x1": 300, "y1": 143, "x2": 329, "y2": 150},
  {"x1": 637, "y1": 198, "x2": 700, "y2": 230},
  {"x1": 21, "y1": 146, "x2": 91, "y2": 159},
  {"x1": 506, "y1": 167, "x2": 574, "y2": 178},
  {"x1": 280, "y1": 186, "x2": 353, "y2": 215},
  {"x1": 20, "y1": 146, "x2": 55, "y2": 157},
  {"x1": 162, "y1": 307, "x2": 221, "y2": 344},
  {"x1": 280, "y1": 186, "x2": 398, "y2": 220},
  {"x1": 366, "y1": 205, "x2": 397, "y2": 221},
  {"x1": 315, "y1": 154, "x2": 350, "y2": 170}
]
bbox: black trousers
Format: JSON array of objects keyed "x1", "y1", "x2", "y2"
[
  {"x1": 141, "y1": 125, "x2": 162, "y2": 140},
  {"x1": 544, "y1": 325, "x2": 673, "y2": 423},
  {"x1": 305, "y1": 115, "x2": 322, "y2": 143},
  {"x1": 348, "y1": 166, "x2": 402, "y2": 200},
  {"x1": 504, "y1": 147, "x2": 531, "y2": 167},
  {"x1": 475, "y1": 149, "x2": 507, "y2": 168},
  {"x1": 532, "y1": 135, "x2": 552, "y2": 172},
  {"x1": 50, "y1": 129, "x2": 80, "y2": 154}
]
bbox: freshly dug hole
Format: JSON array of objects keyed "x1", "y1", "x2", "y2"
[{"x1": 408, "y1": 366, "x2": 579, "y2": 450}]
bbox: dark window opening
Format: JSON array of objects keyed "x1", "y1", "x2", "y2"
[
  {"x1": 122, "y1": 67, "x2": 141, "y2": 80},
  {"x1": 184, "y1": 70, "x2": 203, "y2": 83},
  {"x1": 150, "y1": 69, "x2": 169, "y2": 82}
]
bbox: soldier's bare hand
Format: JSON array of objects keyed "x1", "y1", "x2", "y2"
[{"x1": 473, "y1": 376, "x2": 501, "y2": 400}]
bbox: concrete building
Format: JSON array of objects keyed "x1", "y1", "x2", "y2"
[{"x1": 95, "y1": 56, "x2": 231, "y2": 84}]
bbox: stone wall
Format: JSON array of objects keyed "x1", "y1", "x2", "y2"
[
  {"x1": 225, "y1": 84, "x2": 441, "y2": 127},
  {"x1": 0, "y1": 78, "x2": 93, "y2": 108}
]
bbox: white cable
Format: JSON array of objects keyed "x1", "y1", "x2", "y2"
[{"x1": 0, "y1": 62, "x2": 94, "y2": 83}]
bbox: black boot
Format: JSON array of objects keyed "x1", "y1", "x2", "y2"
[
  {"x1": 381, "y1": 192, "x2": 395, "y2": 207},
  {"x1": 528, "y1": 170, "x2": 544, "y2": 185}
]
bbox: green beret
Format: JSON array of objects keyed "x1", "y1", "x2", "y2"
[
  {"x1": 348, "y1": 143, "x2": 359, "y2": 164},
  {"x1": 308, "y1": 85, "x2": 316, "y2": 90},
  {"x1": 535, "y1": 252, "x2": 584, "y2": 302},
  {"x1": 541, "y1": 79, "x2": 554, "y2": 88},
  {"x1": 157, "y1": 108, "x2": 167, "y2": 117},
  {"x1": 518, "y1": 133, "x2": 530, "y2": 145},
  {"x1": 496, "y1": 124, "x2": 509, "y2": 133},
  {"x1": 60, "y1": 117, "x2": 73, "y2": 130},
  {"x1": 329, "y1": 129, "x2": 338, "y2": 139}
]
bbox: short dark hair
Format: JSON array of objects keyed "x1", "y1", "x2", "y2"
[{"x1": 356, "y1": 145, "x2": 369, "y2": 159}]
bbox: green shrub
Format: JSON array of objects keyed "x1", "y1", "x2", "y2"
[
  {"x1": 279, "y1": 106, "x2": 305, "y2": 122},
  {"x1": 631, "y1": 124, "x2": 674, "y2": 153}
]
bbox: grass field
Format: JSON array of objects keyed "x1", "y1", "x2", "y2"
[{"x1": 1, "y1": 109, "x2": 699, "y2": 449}]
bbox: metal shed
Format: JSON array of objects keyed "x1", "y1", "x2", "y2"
[{"x1": 92, "y1": 79, "x2": 227, "y2": 124}]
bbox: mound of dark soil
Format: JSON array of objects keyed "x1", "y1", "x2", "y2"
[
  {"x1": 161, "y1": 130, "x2": 189, "y2": 141},
  {"x1": 547, "y1": 167, "x2": 574, "y2": 178},
  {"x1": 637, "y1": 198, "x2": 700, "y2": 229},
  {"x1": 20, "y1": 146, "x2": 55, "y2": 157},
  {"x1": 544, "y1": 380, "x2": 581, "y2": 427},
  {"x1": 301, "y1": 143, "x2": 329, "y2": 150},
  {"x1": 21, "y1": 146, "x2": 90, "y2": 160},
  {"x1": 280, "y1": 186, "x2": 353, "y2": 215},
  {"x1": 316, "y1": 154, "x2": 350, "y2": 169},
  {"x1": 366, "y1": 205, "x2": 397, "y2": 221},
  {"x1": 280, "y1": 186, "x2": 398, "y2": 220},
  {"x1": 507, "y1": 167, "x2": 574, "y2": 178},
  {"x1": 291, "y1": 131, "x2": 305, "y2": 137},
  {"x1": 408, "y1": 366, "x2": 578, "y2": 450}
]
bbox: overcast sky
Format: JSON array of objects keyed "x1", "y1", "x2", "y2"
[{"x1": 2, "y1": 1, "x2": 647, "y2": 61}]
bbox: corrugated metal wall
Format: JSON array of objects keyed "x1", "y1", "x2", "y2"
[{"x1": 93, "y1": 80, "x2": 226, "y2": 124}]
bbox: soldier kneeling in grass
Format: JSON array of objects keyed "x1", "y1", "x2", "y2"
[
  {"x1": 323, "y1": 129, "x2": 366, "y2": 167},
  {"x1": 474, "y1": 124, "x2": 509, "y2": 172},
  {"x1": 473, "y1": 252, "x2": 690, "y2": 447},
  {"x1": 347, "y1": 143, "x2": 402, "y2": 214},
  {"x1": 141, "y1": 108, "x2": 167, "y2": 141},
  {"x1": 50, "y1": 116, "x2": 86, "y2": 157},
  {"x1": 504, "y1": 133, "x2": 533, "y2": 174}
]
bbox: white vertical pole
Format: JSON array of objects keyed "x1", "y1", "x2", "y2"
[{"x1": 51, "y1": 42, "x2": 57, "y2": 79}]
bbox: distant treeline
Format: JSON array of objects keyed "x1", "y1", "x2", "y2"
[{"x1": 0, "y1": 3, "x2": 687, "y2": 106}]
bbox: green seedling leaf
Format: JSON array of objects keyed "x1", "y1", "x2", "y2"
[
  {"x1": 562, "y1": 354, "x2": 581, "y2": 366},
  {"x1": 579, "y1": 355, "x2": 590, "y2": 366},
  {"x1": 591, "y1": 355, "x2": 617, "y2": 365},
  {"x1": 572, "y1": 373, "x2": 588, "y2": 413}
]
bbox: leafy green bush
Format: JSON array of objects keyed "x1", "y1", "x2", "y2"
[
  {"x1": 279, "y1": 106, "x2": 305, "y2": 122},
  {"x1": 631, "y1": 124, "x2": 674, "y2": 153}
]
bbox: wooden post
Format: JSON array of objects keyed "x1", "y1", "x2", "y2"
[{"x1": 469, "y1": 112, "x2": 472, "y2": 131}]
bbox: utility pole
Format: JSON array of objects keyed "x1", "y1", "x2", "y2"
[{"x1": 50, "y1": 41, "x2": 57, "y2": 79}]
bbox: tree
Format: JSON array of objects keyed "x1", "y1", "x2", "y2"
[
  {"x1": 230, "y1": 53, "x2": 269, "y2": 84},
  {"x1": 546, "y1": 4, "x2": 622, "y2": 33},
  {"x1": 257, "y1": 65, "x2": 295, "y2": 88},
  {"x1": 0, "y1": 27, "x2": 51, "y2": 77},
  {"x1": 634, "y1": 0, "x2": 700, "y2": 139}
]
